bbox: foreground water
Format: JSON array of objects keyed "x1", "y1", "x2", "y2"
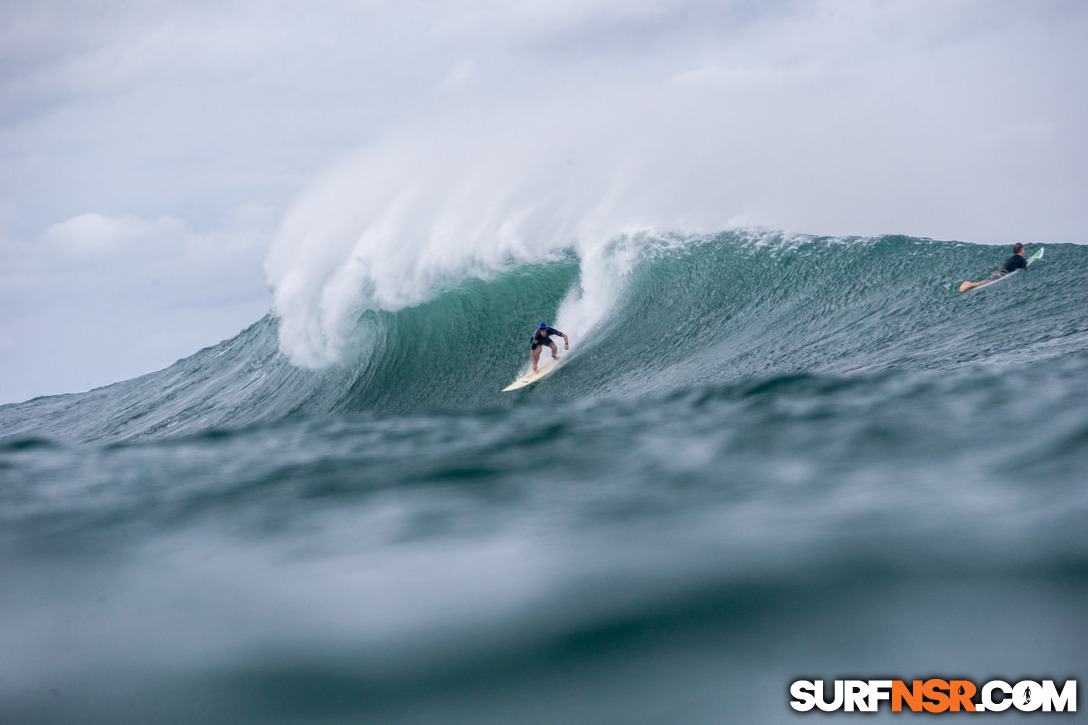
[{"x1": 2, "y1": 233, "x2": 1086, "y2": 723}]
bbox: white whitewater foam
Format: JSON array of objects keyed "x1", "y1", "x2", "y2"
[{"x1": 264, "y1": 113, "x2": 726, "y2": 368}]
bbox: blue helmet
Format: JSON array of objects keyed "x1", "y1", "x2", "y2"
[{"x1": 539, "y1": 323, "x2": 548, "y2": 329}]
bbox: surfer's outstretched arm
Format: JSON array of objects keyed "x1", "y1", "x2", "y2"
[{"x1": 552, "y1": 333, "x2": 569, "y2": 360}]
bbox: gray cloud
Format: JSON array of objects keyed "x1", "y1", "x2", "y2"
[{"x1": 1, "y1": 0, "x2": 1086, "y2": 402}]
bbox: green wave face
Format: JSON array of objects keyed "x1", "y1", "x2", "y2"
[
  {"x1": 332, "y1": 232, "x2": 1076, "y2": 412},
  {"x1": 2, "y1": 233, "x2": 1081, "y2": 442}
]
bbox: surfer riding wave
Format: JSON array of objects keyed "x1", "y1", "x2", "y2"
[{"x1": 530, "y1": 323, "x2": 569, "y2": 373}]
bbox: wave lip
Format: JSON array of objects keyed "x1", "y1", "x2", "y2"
[{"x1": 261, "y1": 113, "x2": 742, "y2": 370}]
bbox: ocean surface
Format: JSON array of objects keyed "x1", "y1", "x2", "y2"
[{"x1": 2, "y1": 232, "x2": 1086, "y2": 723}]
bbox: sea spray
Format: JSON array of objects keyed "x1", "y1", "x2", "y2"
[{"x1": 262, "y1": 113, "x2": 739, "y2": 369}]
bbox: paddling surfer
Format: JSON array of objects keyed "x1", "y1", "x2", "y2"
[
  {"x1": 958, "y1": 243, "x2": 1028, "y2": 293},
  {"x1": 530, "y1": 323, "x2": 568, "y2": 373}
]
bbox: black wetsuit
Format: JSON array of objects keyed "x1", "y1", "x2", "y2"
[
  {"x1": 987, "y1": 254, "x2": 1027, "y2": 281},
  {"x1": 530, "y1": 326, "x2": 564, "y2": 351},
  {"x1": 1002, "y1": 254, "x2": 1028, "y2": 274}
]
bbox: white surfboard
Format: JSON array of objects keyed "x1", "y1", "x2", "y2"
[{"x1": 502, "y1": 358, "x2": 560, "y2": 391}]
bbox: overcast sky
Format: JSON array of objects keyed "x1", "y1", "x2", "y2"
[{"x1": 1, "y1": 0, "x2": 1086, "y2": 403}]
